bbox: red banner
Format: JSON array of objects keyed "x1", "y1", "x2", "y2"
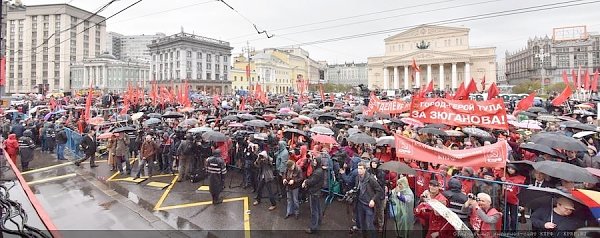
[
  {"x1": 410, "y1": 98, "x2": 508, "y2": 130},
  {"x1": 364, "y1": 94, "x2": 410, "y2": 116},
  {"x1": 394, "y1": 134, "x2": 507, "y2": 168}
]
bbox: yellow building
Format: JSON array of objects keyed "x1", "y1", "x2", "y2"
[{"x1": 231, "y1": 55, "x2": 257, "y2": 92}]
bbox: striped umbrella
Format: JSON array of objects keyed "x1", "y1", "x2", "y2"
[{"x1": 572, "y1": 189, "x2": 600, "y2": 220}]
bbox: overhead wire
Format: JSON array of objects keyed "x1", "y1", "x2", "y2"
[
  {"x1": 276, "y1": 0, "x2": 600, "y2": 47},
  {"x1": 217, "y1": 0, "x2": 273, "y2": 38}
]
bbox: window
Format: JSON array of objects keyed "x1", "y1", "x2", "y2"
[
  {"x1": 186, "y1": 61, "x2": 191, "y2": 68},
  {"x1": 234, "y1": 76, "x2": 237, "y2": 81},
  {"x1": 207, "y1": 54, "x2": 211, "y2": 62},
  {"x1": 187, "y1": 51, "x2": 192, "y2": 58},
  {"x1": 206, "y1": 64, "x2": 211, "y2": 70},
  {"x1": 223, "y1": 56, "x2": 227, "y2": 62},
  {"x1": 196, "y1": 62, "x2": 202, "y2": 71},
  {"x1": 216, "y1": 74, "x2": 220, "y2": 80},
  {"x1": 186, "y1": 72, "x2": 192, "y2": 79},
  {"x1": 176, "y1": 61, "x2": 180, "y2": 68},
  {"x1": 43, "y1": 15, "x2": 49, "y2": 21},
  {"x1": 176, "y1": 51, "x2": 180, "y2": 59},
  {"x1": 197, "y1": 52, "x2": 202, "y2": 59},
  {"x1": 206, "y1": 73, "x2": 211, "y2": 80}
]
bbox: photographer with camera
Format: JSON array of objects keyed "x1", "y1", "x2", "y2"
[
  {"x1": 415, "y1": 180, "x2": 451, "y2": 238},
  {"x1": 253, "y1": 150, "x2": 277, "y2": 211},
  {"x1": 301, "y1": 154, "x2": 325, "y2": 234},
  {"x1": 461, "y1": 192, "x2": 502, "y2": 238},
  {"x1": 352, "y1": 161, "x2": 383, "y2": 238}
]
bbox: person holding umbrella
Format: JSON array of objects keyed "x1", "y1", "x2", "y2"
[{"x1": 530, "y1": 197, "x2": 586, "y2": 235}]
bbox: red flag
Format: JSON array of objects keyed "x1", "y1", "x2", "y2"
[
  {"x1": 454, "y1": 82, "x2": 466, "y2": 100},
  {"x1": 411, "y1": 58, "x2": 420, "y2": 72},
  {"x1": 592, "y1": 70, "x2": 599, "y2": 93},
  {"x1": 419, "y1": 80, "x2": 434, "y2": 98},
  {"x1": 84, "y1": 87, "x2": 93, "y2": 121},
  {"x1": 487, "y1": 82, "x2": 499, "y2": 100},
  {"x1": 551, "y1": 85, "x2": 572, "y2": 106},
  {"x1": 0, "y1": 57, "x2": 5, "y2": 86},
  {"x1": 213, "y1": 94, "x2": 221, "y2": 107},
  {"x1": 319, "y1": 83, "x2": 325, "y2": 101},
  {"x1": 515, "y1": 92, "x2": 536, "y2": 112},
  {"x1": 465, "y1": 78, "x2": 478, "y2": 95},
  {"x1": 571, "y1": 69, "x2": 577, "y2": 88},
  {"x1": 480, "y1": 76, "x2": 486, "y2": 91},
  {"x1": 119, "y1": 101, "x2": 129, "y2": 115},
  {"x1": 183, "y1": 80, "x2": 191, "y2": 107},
  {"x1": 239, "y1": 96, "x2": 246, "y2": 111},
  {"x1": 561, "y1": 70, "x2": 570, "y2": 86},
  {"x1": 49, "y1": 97, "x2": 57, "y2": 111},
  {"x1": 584, "y1": 70, "x2": 591, "y2": 91}
]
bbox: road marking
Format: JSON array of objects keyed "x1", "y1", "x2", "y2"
[
  {"x1": 156, "y1": 196, "x2": 251, "y2": 238},
  {"x1": 81, "y1": 160, "x2": 108, "y2": 164},
  {"x1": 27, "y1": 173, "x2": 77, "y2": 185},
  {"x1": 153, "y1": 174, "x2": 178, "y2": 211},
  {"x1": 114, "y1": 177, "x2": 147, "y2": 183},
  {"x1": 197, "y1": 185, "x2": 209, "y2": 191},
  {"x1": 106, "y1": 159, "x2": 138, "y2": 181},
  {"x1": 146, "y1": 181, "x2": 170, "y2": 189},
  {"x1": 21, "y1": 162, "x2": 73, "y2": 175}
]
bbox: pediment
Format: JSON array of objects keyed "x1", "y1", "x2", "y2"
[
  {"x1": 384, "y1": 50, "x2": 469, "y2": 64},
  {"x1": 384, "y1": 25, "x2": 469, "y2": 42}
]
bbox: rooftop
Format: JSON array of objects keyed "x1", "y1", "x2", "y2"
[{"x1": 149, "y1": 32, "x2": 231, "y2": 48}]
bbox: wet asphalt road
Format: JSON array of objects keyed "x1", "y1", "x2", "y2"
[{"x1": 20, "y1": 149, "x2": 403, "y2": 238}]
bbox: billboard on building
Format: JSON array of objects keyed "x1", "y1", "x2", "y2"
[{"x1": 552, "y1": 26, "x2": 588, "y2": 42}]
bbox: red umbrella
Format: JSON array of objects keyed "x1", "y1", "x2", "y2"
[
  {"x1": 97, "y1": 132, "x2": 113, "y2": 140},
  {"x1": 89, "y1": 116, "x2": 104, "y2": 125},
  {"x1": 263, "y1": 114, "x2": 277, "y2": 121},
  {"x1": 311, "y1": 134, "x2": 337, "y2": 144},
  {"x1": 401, "y1": 117, "x2": 424, "y2": 127}
]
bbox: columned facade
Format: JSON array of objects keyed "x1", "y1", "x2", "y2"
[{"x1": 368, "y1": 25, "x2": 496, "y2": 92}]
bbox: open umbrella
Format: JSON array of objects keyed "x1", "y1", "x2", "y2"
[
  {"x1": 565, "y1": 123, "x2": 597, "y2": 131},
  {"x1": 518, "y1": 186, "x2": 583, "y2": 211},
  {"x1": 537, "y1": 115, "x2": 560, "y2": 122},
  {"x1": 284, "y1": 128, "x2": 307, "y2": 138},
  {"x1": 573, "y1": 131, "x2": 598, "y2": 139},
  {"x1": 527, "y1": 107, "x2": 548, "y2": 113},
  {"x1": 222, "y1": 115, "x2": 239, "y2": 121},
  {"x1": 557, "y1": 116, "x2": 579, "y2": 122},
  {"x1": 89, "y1": 117, "x2": 104, "y2": 125},
  {"x1": 202, "y1": 131, "x2": 229, "y2": 142},
  {"x1": 378, "y1": 161, "x2": 416, "y2": 175},
  {"x1": 143, "y1": 118, "x2": 161, "y2": 126},
  {"x1": 515, "y1": 122, "x2": 542, "y2": 130},
  {"x1": 400, "y1": 118, "x2": 424, "y2": 127},
  {"x1": 462, "y1": 127, "x2": 492, "y2": 138},
  {"x1": 364, "y1": 122, "x2": 386, "y2": 131},
  {"x1": 228, "y1": 123, "x2": 245, "y2": 128},
  {"x1": 112, "y1": 126, "x2": 136, "y2": 133},
  {"x1": 97, "y1": 132, "x2": 114, "y2": 140},
  {"x1": 131, "y1": 112, "x2": 144, "y2": 121},
  {"x1": 426, "y1": 200, "x2": 474, "y2": 238},
  {"x1": 572, "y1": 189, "x2": 600, "y2": 220},
  {"x1": 444, "y1": 130, "x2": 465, "y2": 137},
  {"x1": 575, "y1": 103, "x2": 594, "y2": 109},
  {"x1": 533, "y1": 160, "x2": 598, "y2": 183},
  {"x1": 238, "y1": 114, "x2": 256, "y2": 121},
  {"x1": 317, "y1": 113, "x2": 337, "y2": 121},
  {"x1": 347, "y1": 133, "x2": 376, "y2": 144},
  {"x1": 376, "y1": 136, "x2": 395, "y2": 147},
  {"x1": 162, "y1": 112, "x2": 184, "y2": 118},
  {"x1": 289, "y1": 118, "x2": 306, "y2": 125},
  {"x1": 418, "y1": 127, "x2": 447, "y2": 136},
  {"x1": 347, "y1": 128, "x2": 361, "y2": 136},
  {"x1": 243, "y1": 119, "x2": 269, "y2": 128},
  {"x1": 311, "y1": 134, "x2": 337, "y2": 144},
  {"x1": 117, "y1": 114, "x2": 131, "y2": 121},
  {"x1": 518, "y1": 111, "x2": 537, "y2": 118},
  {"x1": 148, "y1": 113, "x2": 162, "y2": 119},
  {"x1": 310, "y1": 126, "x2": 334, "y2": 135},
  {"x1": 270, "y1": 119, "x2": 293, "y2": 127},
  {"x1": 188, "y1": 127, "x2": 213, "y2": 134},
  {"x1": 179, "y1": 118, "x2": 199, "y2": 127},
  {"x1": 519, "y1": 143, "x2": 559, "y2": 157},
  {"x1": 530, "y1": 132, "x2": 588, "y2": 152},
  {"x1": 574, "y1": 110, "x2": 595, "y2": 116},
  {"x1": 298, "y1": 115, "x2": 314, "y2": 123}
]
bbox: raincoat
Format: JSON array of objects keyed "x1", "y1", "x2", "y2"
[
  {"x1": 389, "y1": 177, "x2": 414, "y2": 238},
  {"x1": 4, "y1": 134, "x2": 19, "y2": 164}
]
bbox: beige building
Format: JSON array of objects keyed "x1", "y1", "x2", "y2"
[
  {"x1": 6, "y1": 3, "x2": 107, "y2": 94},
  {"x1": 368, "y1": 25, "x2": 496, "y2": 91}
]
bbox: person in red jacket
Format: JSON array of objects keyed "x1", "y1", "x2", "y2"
[
  {"x1": 4, "y1": 134, "x2": 19, "y2": 165},
  {"x1": 463, "y1": 192, "x2": 502, "y2": 238},
  {"x1": 415, "y1": 180, "x2": 454, "y2": 238},
  {"x1": 501, "y1": 164, "x2": 526, "y2": 231}
]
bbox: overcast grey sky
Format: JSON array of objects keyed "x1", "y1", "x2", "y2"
[{"x1": 24, "y1": 0, "x2": 600, "y2": 63}]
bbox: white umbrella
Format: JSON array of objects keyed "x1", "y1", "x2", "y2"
[
  {"x1": 375, "y1": 119, "x2": 391, "y2": 124},
  {"x1": 310, "y1": 126, "x2": 335, "y2": 135},
  {"x1": 573, "y1": 131, "x2": 597, "y2": 139},
  {"x1": 427, "y1": 200, "x2": 474, "y2": 238},
  {"x1": 131, "y1": 112, "x2": 144, "y2": 120}
]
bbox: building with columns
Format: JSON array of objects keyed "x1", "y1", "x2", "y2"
[
  {"x1": 148, "y1": 31, "x2": 233, "y2": 95},
  {"x1": 70, "y1": 52, "x2": 150, "y2": 93},
  {"x1": 367, "y1": 25, "x2": 496, "y2": 92}
]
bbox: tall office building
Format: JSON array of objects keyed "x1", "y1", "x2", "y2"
[{"x1": 6, "y1": 3, "x2": 106, "y2": 94}]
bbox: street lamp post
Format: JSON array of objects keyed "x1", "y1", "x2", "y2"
[{"x1": 535, "y1": 48, "x2": 549, "y2": 96}]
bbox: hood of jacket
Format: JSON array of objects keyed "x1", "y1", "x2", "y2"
[
  {"x1": 278, "y1": 140, "x2": 287, "y2": 152},
  {"x1": 8, "y1": 134, "x2": 17, "y2": 140},
  {"x1": 447, "y1": 178, "x2": 462, "y2": 191}
]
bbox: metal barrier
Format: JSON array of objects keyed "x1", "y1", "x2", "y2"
[{"x1": 64, "y1": 128, "x2": 83, "y2": 159}]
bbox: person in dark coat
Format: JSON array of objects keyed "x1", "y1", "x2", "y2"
[
  {"x1": 55, "y1": 124, "x2": 68, "y2": 161},
  {"x1": 18, "y1": 130, "x2": 35, "y2": 171},
  {"x1": 443, "y1": 178, "x2": 469, "y2": 226},
  {"x1": 302, "y1": 155, "x2": 325, "y2": 234},
  {"x1": 10, "y1": 120, "x2": 25, "y2": 138},
  {"x1": 75, "y1": 128, "x2": 97, "y2": 167},
  {"x1": 253, "y1": 150, "x2": 277, "y2": 211},
  {"x1": 206, "y1": 149, "x2": 227, "y2": 205}
]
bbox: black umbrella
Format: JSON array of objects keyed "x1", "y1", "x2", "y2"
[
  {"x1": 376, "y1": 136, "x2": 395, "y2": 147},
  {"x1": 318, "y1": 113, "x2": 337, "y2": 121},
  {"x1": 238, "y1": 114, "x2": 256, "y2": 121},
  {"x1": 565, "y1": 123, "x2": 597, "y2": 131},
  {"x1": 347, "y1": 133, "x2": 376, "y2": 144},
  {"x1": 148, "y1": 113, "x2": 162, "y2": 119},
  {"x1": 351, "y1": 121, "x2": 366, "y2": 126},
  {"x1": 530, "y1": 132, "x2": 588, "y2": 152},
  {"x1": 508, "y1": 160, "x2": 535, "y2": 176},
  {"x1": 519, "y1": 143, "x2": 559, "y2": 157},
  {"x1": 243, "y1": 119, "x2": 269, "y2": 128},
  {"x1": 222, "y1": 115, "x2": 239, "y2": 121},
  {"x1": 462, "y1": 127, "x2": 492, "y2": 138},
  {"x1": 112, "y1": 126, "x2": 136, "y2": 133},
  {"x1": 518, "y1": 111, "x2": 538, "y2": 118},
  {"x1": 364, "y1": 122, "x2": 386, "y2": 131},
  {"x1": 527, "y1": 107, "x2": 548, "y2": 113},
  {"x1": 533, "y1": 160, "x2": 599, "y2": 183},
  {"x1": 143, "y1": 118, "x2": 161, "y2": 126},
  {"x1": 518, "y1": 186, "x2": 583, "y2": 211},
  {"x1": 264, "y1": 108, "x2": 277, "y2": 113},
  {"x1": 283, "y1": 128, "x2": 307, "y2": 138},
  {"x1": 202, "y1": 131, "x2": 229, "y2": 142},
  {"x1": 289, "y1": 118, "x2": 305, "y2": 125},
  {"x1": 425, "y1": 123, "x2": 447, "y2": 129},
  {"x1": 162, "y1": 111, "x2": 184, "y2": 118},
  {"x1": 418, "y1": 127, "x2": 448, "y2": 136},
  {"x1": 378, "y1": 161, "x2": 416, "y2": 175}
]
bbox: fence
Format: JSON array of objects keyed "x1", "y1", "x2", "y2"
[{"x1": 64, "y1": 128, "x2": 83, "y2": 159}]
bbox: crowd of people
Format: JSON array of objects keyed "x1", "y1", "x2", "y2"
[{"x1": 1, "y1": 90, "x2": 599, "y2": 237}]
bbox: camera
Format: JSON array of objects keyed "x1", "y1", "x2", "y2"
[
  {"x1": 343, "y1": 189, "x2": 358, "y2": 204},
  {"x1": 468, "y1": 194, "x2": 481, "y2": 201}
]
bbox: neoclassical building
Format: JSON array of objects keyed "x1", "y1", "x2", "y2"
[{"x1": 368, "y1": 25, "x2": 497, "y2": 91}]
